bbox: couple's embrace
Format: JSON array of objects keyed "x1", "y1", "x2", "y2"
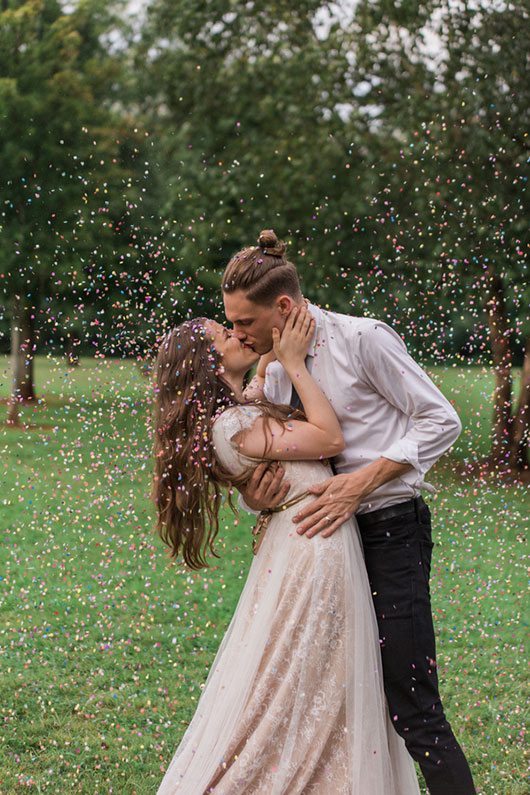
[{"x1": 152, "y1": 231, "x2": 476, "y2": 794}]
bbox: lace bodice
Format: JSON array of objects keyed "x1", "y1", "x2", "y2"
[{"x1": 211, "y1": 405, "x2": 334, "y2": 498}]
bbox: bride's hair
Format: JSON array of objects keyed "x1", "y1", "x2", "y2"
[
  {"x1": 151, "y1": 318, "x2": 301, "y2": 569},
  {"x1": 222, "y1": 229, "x2": 302, "y2": 304}
]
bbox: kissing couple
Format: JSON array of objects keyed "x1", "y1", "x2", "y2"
[{"x1": 152, "y1": 230, "x2": 476, "y2": 794}]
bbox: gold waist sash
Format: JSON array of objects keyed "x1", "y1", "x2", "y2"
[{"x1": 252, "y1": 490, "x2": 310, "y2": 555}]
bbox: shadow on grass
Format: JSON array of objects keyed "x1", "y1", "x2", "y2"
[{"x1": 0, "y1": 395, "x2": 57, "y2": 431}]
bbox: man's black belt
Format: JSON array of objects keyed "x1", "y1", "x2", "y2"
[{"x1": 356, "y1": 496, "x2": 426, "y2": 528}]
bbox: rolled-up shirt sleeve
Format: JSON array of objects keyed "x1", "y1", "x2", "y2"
[{"x1": 355, "y1": 323, "x2": 462, "y2": 479}]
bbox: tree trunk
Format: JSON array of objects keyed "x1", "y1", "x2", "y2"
[
  {"x1": 485, "y1": 268, "x2": 513, "y2": 468},
  {"x1": 509, "y1": 336, "x2": 530, "y2": 471},
  {"x1": 6, "y1": 398, "x2": 20, "y2": 426},
  {"x1": 7, "y1": 296, "x2": 36, "y2": 425}
]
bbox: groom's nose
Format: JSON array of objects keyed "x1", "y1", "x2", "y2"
[{"x1": 233, "y1": 330, "x2": 247, "y2": 341}]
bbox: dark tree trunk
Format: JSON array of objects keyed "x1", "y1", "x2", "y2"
[
  {"x1": 509, "y1": 337, "x2": 530, "y2": 471},
  {"x1": 7, "y1": 297, "x2": 36, "y2": 425},
  {"x1": 485, "y1": 268, "x2": 513, "y2": 468}
]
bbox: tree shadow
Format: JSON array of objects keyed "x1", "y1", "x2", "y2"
[{"x1": 0, "y1": 396, "x2": 57, "y2": 431}]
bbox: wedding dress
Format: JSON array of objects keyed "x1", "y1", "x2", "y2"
[{"x1": 157, "y1": 405, "x2": 420, "y2": 794}]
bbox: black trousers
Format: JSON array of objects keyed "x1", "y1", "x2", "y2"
[{"x1": 356, "y1": 497, "x2": 476, "y2": 795}]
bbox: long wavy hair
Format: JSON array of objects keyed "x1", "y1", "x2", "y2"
[{"x1": 151, "y1": 318, "x2": 300, "y2": 570}]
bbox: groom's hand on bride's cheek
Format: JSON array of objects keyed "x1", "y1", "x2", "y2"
[
  {"x1": 292, "y1": 474, "x2": 362, "y2": 538},
  {"x1": 240, "y1": 462, "x2": 290, "y2": 512}
]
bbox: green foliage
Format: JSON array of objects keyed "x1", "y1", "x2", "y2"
[
  {"x1": 0, "y1": 2, "x2": 528, "y2": 364},
  {"x1": 132, "y1": 0, "x2": 528, "y2": 362},
  {"x1": 349, "y1": 0, "x2": 529, "y2": 337},
  {"x1": 0, "y1": 0, "x2": 158, "y2": 356},
  {"x1": 136, "y1": 0, "x2": 366, "y2": 306}
]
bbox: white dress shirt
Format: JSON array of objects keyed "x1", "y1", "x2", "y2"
[{"x1": 262, "y1": 303, "x2": 462, "y2": 513}]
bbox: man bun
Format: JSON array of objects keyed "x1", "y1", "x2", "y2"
[
  {"x1": 257, "y1": 229, "x2": 278, "y2": 247},
  {"x1": 222, "y1": 228, "x2": 301, "y2": 303},
  {"x1": 257, "y1": 229, "x2": 286, "y2": 257}
]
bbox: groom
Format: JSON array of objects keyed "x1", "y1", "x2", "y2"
[{"x1": 221, "y1": 230, "x2": 476, "y2": 795}]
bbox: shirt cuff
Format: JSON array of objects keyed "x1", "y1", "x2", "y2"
[{"x1": 381, "y1": 438, "x2": 425, "y2": 479}]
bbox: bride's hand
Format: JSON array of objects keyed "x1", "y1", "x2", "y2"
[{"x1": 272, "y1": 307, "x2": 315, "y2": 370}]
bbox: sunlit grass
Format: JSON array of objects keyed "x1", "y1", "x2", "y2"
[{"x1": 0, "y1": 356, "x2": 527, "y2": 793}]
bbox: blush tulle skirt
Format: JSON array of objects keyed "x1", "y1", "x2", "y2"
[{"x1": 156, "y1": 499, "x2": 420, "y2": 794}]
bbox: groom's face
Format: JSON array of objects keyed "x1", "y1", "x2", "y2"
[{"x1": 223, "y1": 290, "x2": 292, "y2": 355}]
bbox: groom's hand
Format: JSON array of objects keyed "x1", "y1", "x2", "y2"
[
  {"x1": 292, "y1": 458, "x2": 413, "y2": 537},
  {"x1": 240, "y1": 462, "x2": 290, "y2": 512},
  {"x1": 292, "y1": 473, "x2": 364, "y2": 537}
]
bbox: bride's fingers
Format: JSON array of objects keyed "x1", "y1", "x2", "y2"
[
  {"x1": 303, "y1": 314, "x2": 314, "y2": 336},
  {"x1": 282, "y1": 306, "x2": 313, "y2": 346},
  {"x1": 287, "y1": 307, "x2": 299, "y2": 330},
  {"x1": 299, "y1": 315, "x2": 314, "y2": 342},
  {"x1": 283, "y1": 309, "x2": 304, "y2": 340},
  {"x1": 292, "y1": 306, "x2": 308, "y2": 333}
]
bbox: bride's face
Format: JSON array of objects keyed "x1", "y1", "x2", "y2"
[{"x1": 205, "y1": 320, "x2": 259, "y2": 375}]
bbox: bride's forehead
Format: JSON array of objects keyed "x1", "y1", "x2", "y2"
[{"x1": 204, "y1": 319, "x2": 222, "y2": 338}]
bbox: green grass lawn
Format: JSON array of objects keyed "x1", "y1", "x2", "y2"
[{"x1": 0, "y1": 356, "x2": 527, "y2": 793}]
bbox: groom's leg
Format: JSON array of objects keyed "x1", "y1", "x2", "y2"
[{"x1": 357, "y1": 498, "x2": 476, "y2": 795}]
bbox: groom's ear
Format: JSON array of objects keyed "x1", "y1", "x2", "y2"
[{"x1": 276, "y1": 295, "x2": 295, "y2": 317}]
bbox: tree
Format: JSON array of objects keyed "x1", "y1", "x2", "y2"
[
  {"x1": 0, "y1": 0, "x2": 145, "y2": 423},
  {"x1": 346, "y1": 0, "x2": 529, "y2": 472},
  {"x1": 130, "y1": 0, "x2": 529, "y2": 472},
  {"x1": 135, "y1": 0, "x2": 370, "y2": 310}
]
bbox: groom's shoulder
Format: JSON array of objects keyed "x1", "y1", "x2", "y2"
[
  {"x1": 323, "y1": 310, "x2": 408, "y2": 353},
  {"x1": 324, "y1": 309, "x2": 397, "y2": 337}
]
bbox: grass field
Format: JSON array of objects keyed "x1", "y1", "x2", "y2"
[{"x1": 0, "y1": 356, "x2": 527, "y2": 793}]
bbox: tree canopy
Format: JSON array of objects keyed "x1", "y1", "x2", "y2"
[{"x1": 1, "y1": 0, "x2": 528, "y2": 467}]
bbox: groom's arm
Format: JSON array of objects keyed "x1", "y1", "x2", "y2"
[
  {"x1": 292, "y1": 458, "x2": 413, "y2": 537},
  {"x1": 293, "y1": 322, "x2": 461, "y2": 537},
  {"x1": 238, "y1": 461, "x2": 291, "y2": 514},
  {"x1": 356, "y1": 322, "x2": 463, "y2": 476}
]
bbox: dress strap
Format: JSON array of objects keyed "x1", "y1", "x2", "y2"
[{"x1": 252, "y1": 490, "x2": 311, "y2": 555}]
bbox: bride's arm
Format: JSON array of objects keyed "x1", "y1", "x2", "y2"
[
  {"x1": 242, "y1": 350, "x2": 276, "y2": 402},
  {"x1": 234, "y1": 308, "x2": 345, "y2": 461}
]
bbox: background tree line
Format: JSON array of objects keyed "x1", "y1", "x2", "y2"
[{"x1": 0, "y1": 0, "x2": 528, "y2": 471}]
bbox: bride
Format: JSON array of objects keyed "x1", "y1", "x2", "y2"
[{"x1": 152, "y1": 306, "x2": 420, "y2": 794}]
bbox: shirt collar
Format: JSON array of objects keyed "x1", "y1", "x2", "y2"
[{"x1": 305, "y1": 301, "x2": 325, "y2": 358}]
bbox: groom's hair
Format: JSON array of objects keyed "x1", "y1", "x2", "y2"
[{"x1": 222, "y1": 229, "x2": 302, "y2": 305}]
